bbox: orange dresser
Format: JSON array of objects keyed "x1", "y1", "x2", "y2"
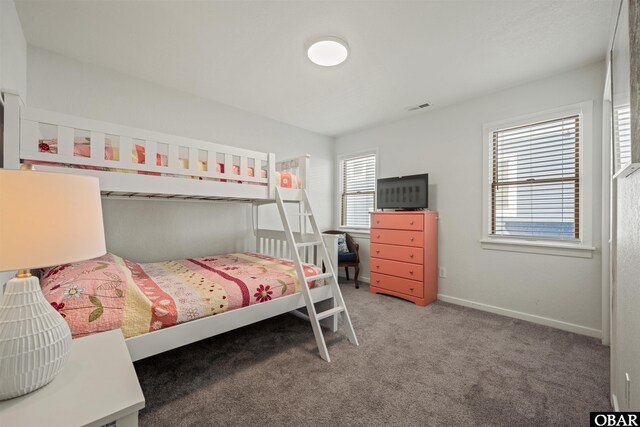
[{"x1": 369, "y1": 211, "x2": 438, "y2": 306}]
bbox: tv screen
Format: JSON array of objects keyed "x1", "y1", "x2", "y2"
[{"x1": 377, "y1": 174, "x2": 428, "y2": 210}]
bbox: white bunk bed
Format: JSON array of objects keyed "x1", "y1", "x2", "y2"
[{"x1": 1, "y1": 92, "x2": 356, "y2": 362}]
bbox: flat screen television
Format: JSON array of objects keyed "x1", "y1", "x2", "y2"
[{"x1": 377, "y1": 174, "x2": 428, "y2": 210}]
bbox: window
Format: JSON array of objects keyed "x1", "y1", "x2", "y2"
[
  {"x1": 489, "y1": 114, "x2": 580, "y2": 241},
  {"x1": 340, "y1": 153, "x2": 376, "y2": 228},
  {"x1": 482, "y1": 102, "x2": 595, "y2": 257},
  {"x1": 613, "y1": 104, "x2": 631, "y2": 173}
]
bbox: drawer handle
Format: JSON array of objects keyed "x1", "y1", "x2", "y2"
[
  {"x1": 410, "y1": 287, "x2": 414, "y2": 292},
  {"x1": 377, "y1": 235, "x2": 381, "y2": 239},
  {"x1": 409, "y1": 254, "x2": 414, "y2": 258},
  {"x1": 376, "y1": 250, "x2": 380, "y2": 254},
  {"x1": 376, "y1": 280, "x2": 380, "y2": 284},
  {"x1": 409, "y1": 221, "x2": 414, "y2": 225},
  {"x1": 376, "y1": 265, "x2": 380, "y2": 269},
  {"x1": 410, "y1": 237, "x2": 414, "y2": 242},
  {"x1": 376, "y1": 220, "x2": 380, "y2": 224},
  {"x1": 409, "y1": 271, "x2": 414, "y2": 275}
]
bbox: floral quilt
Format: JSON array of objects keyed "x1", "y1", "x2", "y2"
[{"x1": 41, "y1": 252, "x2": 324, "y2": 339}]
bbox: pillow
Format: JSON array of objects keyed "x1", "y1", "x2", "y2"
[
  {"x1": 40, "y1": 253, "x2": 131, "y2": 338},
  {"x1": 39, "y1": 137, "x2": 114, "y2": 160},
  {"x1": 337, "y1": 234, "x2": 350, "y2": 254},
  {"x1": 338, "y1": 252, "x2": 357, "y2": 262},
  {"x1": 279, "y1": 171, "x2": 292, "y2": 188}
]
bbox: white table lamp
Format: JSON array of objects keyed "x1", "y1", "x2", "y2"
[{"x1": 0, "y1": 166, "x2": 106, "y2": 400}]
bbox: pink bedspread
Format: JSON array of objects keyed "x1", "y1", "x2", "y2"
[{"x1": 40, "y1": 252, "x2": 324, "y2": 339}]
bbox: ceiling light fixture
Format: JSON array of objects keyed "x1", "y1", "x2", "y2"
[{"x1": 307, "y1": 37, "x2": 349, "y2": 67}]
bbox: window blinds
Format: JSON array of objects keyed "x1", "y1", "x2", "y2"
[
  {"x1": 613, "y1": 105, "x2": 631, "y2": 172},
  {"x1": 490, "y1": 115, "x2": 580, "y2": 240},
  {"x1": 341, "y1": 154, "x2": 376, "y2": 227}
]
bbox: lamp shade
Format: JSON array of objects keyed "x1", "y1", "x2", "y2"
[{"x1": 0, "y1": 169, "x2": 106, "y2": 271}]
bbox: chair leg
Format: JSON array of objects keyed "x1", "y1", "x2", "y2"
[
  {"x1": 345, "y1": 267, "x2": 350, "y2": 280},
  {"x1": 354, "y1": 266, "x2": 360, "y2": 289}
]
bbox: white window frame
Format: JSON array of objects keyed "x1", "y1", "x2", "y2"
[
  {"x1": 481, "y1": 102, "x2": 596, "y2": 258},
  {"x1": 336, "y1": 149, "x2": 378, "y2": 233}
]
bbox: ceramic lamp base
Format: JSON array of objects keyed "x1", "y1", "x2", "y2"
[{"x1": 0, "y1": 275, "x2": 72, "y2": 400}]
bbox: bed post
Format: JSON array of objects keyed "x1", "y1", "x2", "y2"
[
  {"x1": 2, "y1": 91, "x2": 23, "y2": 170},
  {"x1": 254, "y1": 203, "x2": 260, "y2": 252},
  {"x1": 267, "y1": 152, "x2": 276, "y2": 197},
  {"x1": 300, "y1": 154, "x2": 310, "y2": 190}
]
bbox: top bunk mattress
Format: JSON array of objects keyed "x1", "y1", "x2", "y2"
[{"x1": 40, "y1": 252, "x2": 325, "y2": 339}]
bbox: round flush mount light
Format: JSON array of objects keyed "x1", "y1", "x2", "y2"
[{"x1": 307, "y1": 37, "x2": 349, "y2": 67}]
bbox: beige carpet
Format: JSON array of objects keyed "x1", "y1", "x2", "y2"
[{"x1": 134, "y1": 281, "x2": 610, "y2": 426}]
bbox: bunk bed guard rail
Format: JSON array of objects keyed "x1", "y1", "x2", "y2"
[{"x1": 3, "y1": 92, "x2": 309, "y2": 200}]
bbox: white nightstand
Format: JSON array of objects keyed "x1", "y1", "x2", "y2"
[{"x1": 0, "y1": 329, "x2": 145, "y2": 427}]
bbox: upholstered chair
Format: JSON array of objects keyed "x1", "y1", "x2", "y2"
[{"x1": 323, "y1": 230, "x2": 360, "y2": 289}]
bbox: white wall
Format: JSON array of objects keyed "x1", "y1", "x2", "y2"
[
  {"x1": 0, "y1": 0, "x2": 27, "y2": 292},
  {"x1": 335, "y1": 61, "x2": 606, "y2": 337},
  {"x1": 0, "y1": 0, "x2": 27, "y2": 98},
  {"x1": 26, "y1": 47, "x2": 334, "y2": 262}
]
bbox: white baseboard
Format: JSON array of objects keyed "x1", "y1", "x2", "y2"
[
  {"x1": 336, "y1": 275, "x2": 601, "y2": 338},
  {"x1": 337, "y1": 273, "x2": 370, "y2": 284},
  {"x1": 612, "y1": 393, "x2": 620, "y2": 411},
  {"x1": 437, "y1": 293, "x2": 602, "y2": 339}
]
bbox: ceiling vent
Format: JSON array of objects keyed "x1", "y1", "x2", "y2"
[{"x1": 407, "y1": 102, "x2": 430, "y2": 112}]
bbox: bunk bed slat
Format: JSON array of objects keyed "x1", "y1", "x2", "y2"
[
  {"x1": 145, "y1": 141, "x2": 157, "y2": 166},
  {"x1": 240, "y1": 156, "x2": 248, "y2": 178},
  {"x1": 168, "y1": 144, "x2": 179, "y2": 170},
  {"x1": 188, "y1": 147, "x2": 198, "y2": 171},
  {"x1": 120, "y1": 136, "x2": 133, "y2": 166},
  {"x1": 207, "y1": 151, "x2": 216, "y2": 176},
  {"x1": 224, "y1": 154, "x2": 232, "y2": 179},
  {"x1": 90, "y1": 132, "x2": 106, "y2": 161},
  {"x1": 252, "y1": 157, "x2": 259, "y2": 180},
  {"x1": 57, "y1": 126, "x2": 74, "y2": 158}
]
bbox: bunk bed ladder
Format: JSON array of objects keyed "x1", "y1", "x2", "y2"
[{"x1": 275, "y1": 187, "x2": 359, "y2": 362}]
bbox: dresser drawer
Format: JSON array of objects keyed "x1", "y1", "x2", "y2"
[
  {"x1": 370, "y1": 272, "x2": 424, "y2": 298},
  {"x1": 371, "y1": 257, "x2": 423, "y2": 281},
  {"x1": 371, "y1": 213, "x2": 423, "y2": 231},
  {"x1": 371, "y1": 229, "x2": 423, "y2": 247},
  {"x1": 371, "y1": 243, "x2": 423, "y2": 264}
]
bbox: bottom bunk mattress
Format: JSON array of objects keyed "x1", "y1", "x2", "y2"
[{"x1": 40, "y1": 252, "x2": 325, "y2": 339}]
